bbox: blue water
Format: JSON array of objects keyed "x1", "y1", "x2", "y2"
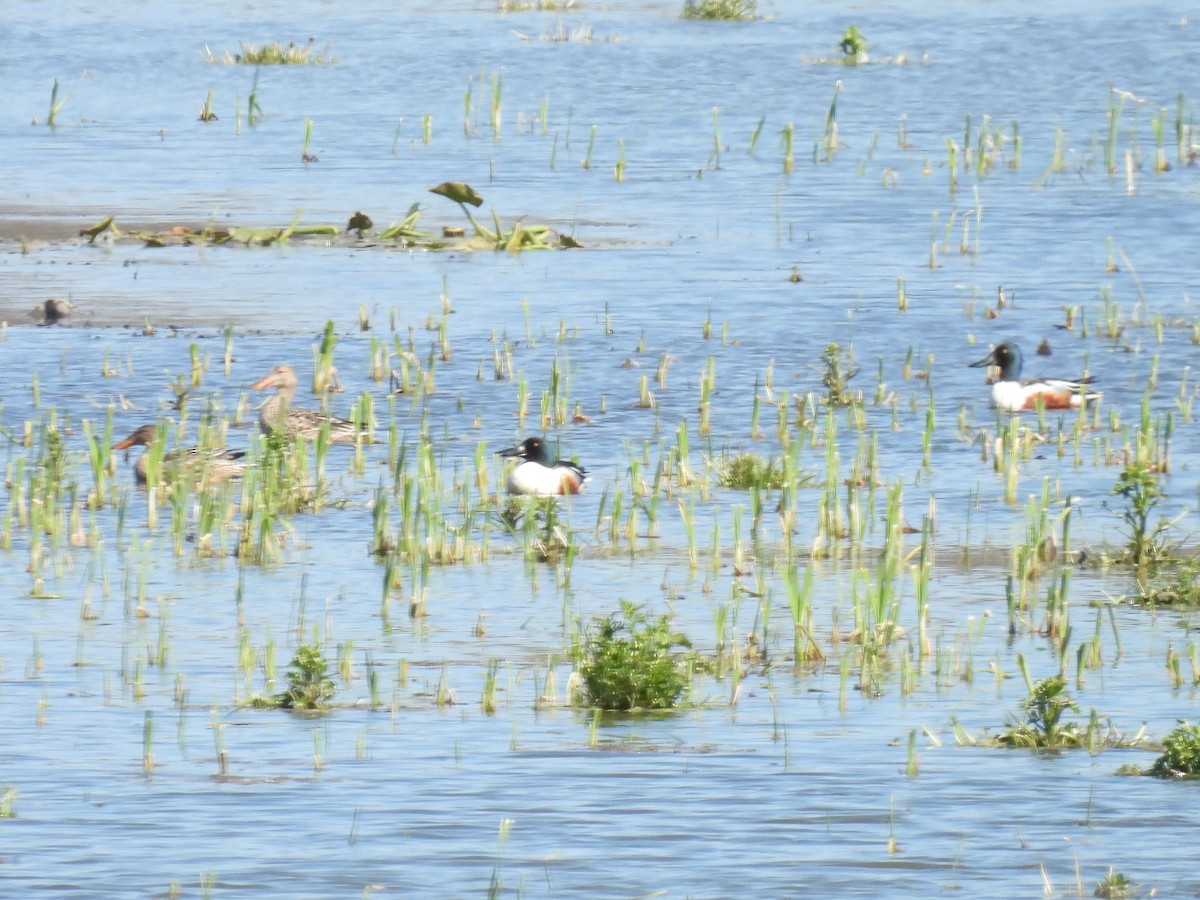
[{"x1": 2, "y1": 1, "x2": 1200, "y2": 896}]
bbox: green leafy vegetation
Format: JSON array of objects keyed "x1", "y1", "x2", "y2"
[
  {"x1": 820, "y1": 342, "x2": 860, "y2": 406},
  {"x1": 839, "y1": 25, "x2": 868, "y2": 60},
  {"x1": 682, "y1": 0, "x2": 756, "y2": 21},
  {"x1": 1094, "y1": 870, "x2": 1137, "y2": 899},
  {"x1": 955, "y1": 660, "x2": 1140, "y2": 753},
  {"x1": 1108, "y1": 461, "x2": 1176, "y2": 567},
  {"x1": 998, "y1": 675, "x2": 1087, "y2": 749},
  {"x1": 575, "y1": 602, "x2": 691, "y2": 710},
  {"x1": 710, "y1": 451, "x2": 787, "y2": 489},
  {"x1": 247, "y1": 644, "x2": 336, "y2": 711},
  {"x1": 1144, "y1": 720, "x2": 1200, "y2": 777},
  {"x1": 1133, "y1": 562, "x2": 1200, "y2": 607}
]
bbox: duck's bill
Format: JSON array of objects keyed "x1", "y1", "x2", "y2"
[
  {"x1": 969, "y1": 350, "x2": 997, "y2": 368},
  {"x1": 497, "y1": 445, "x2": 523, "y2": 458}
]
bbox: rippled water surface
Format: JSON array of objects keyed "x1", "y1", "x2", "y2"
[{"x1": 3, "y1": 1, "x2": 1200, "y2": 897}]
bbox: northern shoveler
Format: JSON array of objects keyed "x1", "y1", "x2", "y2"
[
  {"x1": 970, "y1": 341, "x2": 1100, "y2": 412},
  {"x1": 113, "y1": 424, "x2": 246, "y2": 484},
  {"x1": 249, "y1": 364, "x2": 364, "y2": 443},
  {"x1": 497, "y1": 437, "x2": 590, "y2": 496}
]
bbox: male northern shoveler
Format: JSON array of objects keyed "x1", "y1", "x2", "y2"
[
  {"x1": 497, "y1": 437, "x2": 590, "y2": 496},
  {"x1": 249, "y1": 364, "x2": 364, "y2": 443},
  {"x1": 970, "y1": 341, "x2": 1100, "y2": 412},
  {"x1": 113, "y1": 424, "x2": 246, "y2": 484}
]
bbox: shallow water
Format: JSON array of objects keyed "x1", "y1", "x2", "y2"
[{"x1": 2, "y1": 1, "x2": 1200, "y2": 897}]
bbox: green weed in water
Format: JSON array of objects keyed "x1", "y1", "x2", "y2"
[
  {"x1": 682, "y1": 0, "x2": 756, "y2": 20},
  {"x1": 839, "y1": 25, "x2": 868, "y2": 63},
  {"x1": 1143, "y1": 720, "x2": 1200, "y2": 777},
  {"x1": 710, "y1": 451, "x2": 790, "y2": 490},
  {"x1": 998, "y1": 675, "x2": 1084, "y2": 749},
  {"x1": 1107, "y1": 461, "x2": 1175, "y2": 567},
  {"x1": 1133, "y1": 563, "x2": 1200, "y2": 607},
  {"x1": 575, "y1": 602, "x2": 690, "y2": 710},
  {"x1": 204, "y1": 40, "x2": 336, "y2": 66},
  {"x1": 274, "y1": 644, "x2": 336, "y2": 710},
  {"x1": 1093, "y1": 869, "x2": 1137, "y2": 899},
  {"x1": 820, "y1": 342, "x2": 860, "y2": 406}
]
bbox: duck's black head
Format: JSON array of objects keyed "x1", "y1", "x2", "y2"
[
  {"x1": 497, "y1": 436, "x2": 552, "y2": 464},
  {"x1": 969, "y1": 341, "x2": 1023, "y2": 380}
]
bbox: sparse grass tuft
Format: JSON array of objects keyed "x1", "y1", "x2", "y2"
[
  {"x1": 575, "y1": 602, "x2": 690, "y2": 710},
  {"x1": 498, "y1": 0, "x2": 576, "y2": 9},
  {"x1": 203, "y1": 40, "x2": 336, "y2": 66}
]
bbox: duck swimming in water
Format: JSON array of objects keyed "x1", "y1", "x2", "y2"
[
  {"x1": 497, "y1": 437, "x2": 590, "y2": 496},
  {"x1": 249, "y1": 364, "x2": 365, "y2": 442},
  {"x1": 970, "y1": 341, "x2": 1100, "y2": 412},
  {"x1": 113, "y1": 424, "x2": 246, "y2": 484}
]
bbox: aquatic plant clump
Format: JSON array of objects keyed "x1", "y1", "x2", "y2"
[
  {"x1": 682, "y1": 0, "x2": 757, "y2": 21},
  {"x1": 1144, "y1": 721, "x2": 1200, "y2": 777},
  {"x1": 576, "y1": 602, "x2": 691, "y2": 710},
  {"x1": 203, "y1": 40, "x2": 337, "y2": 65},
  {"x1": 1133, "y1": 563, "x2": 1200, "y2": 607},
  {"x1": 1108, "y1": 461, "x2": 1176, "y2": 567},
  {"x1": 248, "y1": 644, "x2": 337, "y2": 711},
  {"x1": 711, "y1": 451, "x2": 787, "y2": 489},
  {"x1": 998, "y1": 675, "x2": 1086, "y2": 749}
]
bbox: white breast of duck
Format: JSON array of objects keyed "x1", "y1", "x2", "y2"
[
  {"x1": 498, "y1": 437, "x2": 589, "y2": 496},
  {"x1": 506, "y1": 460, "x2": 589, "y2": 496}
]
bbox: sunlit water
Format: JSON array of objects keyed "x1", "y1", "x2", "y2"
[{"x1": 2, "y1": 2, "x2": 1200, "y2": 897}]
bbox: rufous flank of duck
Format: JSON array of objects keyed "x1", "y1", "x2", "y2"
[
  {"x1": 249, "y1": 364, "x2": 364, "y2": 442},
  {"x1": 497, "y1": 436, "x2": 590, "y2": 496},
  {"x1": 113, "y1": 424, "x2": 247, "y2": 484},
  {"x1": 970, "y1": 341, "x2": 1100, "y2": 412}
]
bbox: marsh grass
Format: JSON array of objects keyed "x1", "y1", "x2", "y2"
[
  {"x1": 203, "y1": 40, "x2": 336, "y2": 66},
  {"x1": 575, "y1": 602, "x2": 691, "y2": 710}
]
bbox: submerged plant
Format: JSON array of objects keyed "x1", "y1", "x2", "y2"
[
  {"x1": 1144, "y1": 720, "x2": 1200, "y2": 777},
  {"x1": 576, "y1": 602, "x2": 690, "y2": 710},
  {"x1": 682, "y1": 0, "x2": 756, "y2": 21}
]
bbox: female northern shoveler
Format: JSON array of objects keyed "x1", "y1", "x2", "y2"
[
  {"x1": 970, "y1": 341, "x2": 1100, "y2": 412},
  {"x1": 249, "y1": 364, "x2": 364, "y2": 443},
  {"x1": 113, "y1": 424, "x2": 246, "y2": 484},
  {"x1": 497, "y1": 437, "x2": 590, "y2": 496}
]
